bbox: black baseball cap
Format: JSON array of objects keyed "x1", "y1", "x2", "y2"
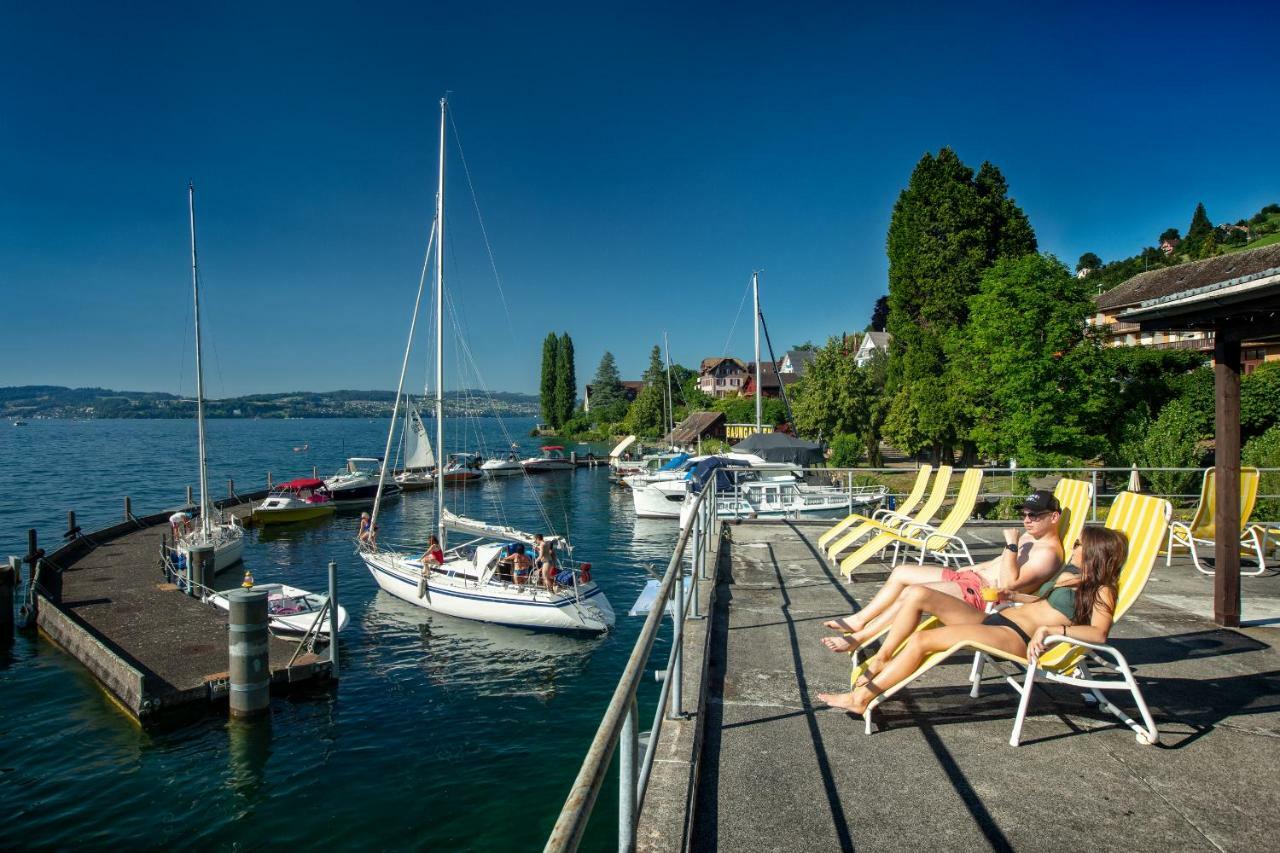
[{"x1": 1020, "y1": 489, "x2": 1060, "y2": 514}]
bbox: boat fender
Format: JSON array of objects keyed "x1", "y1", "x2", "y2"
[{"x1": 580, "y1": 562, "x2": 592, "y2": 583}]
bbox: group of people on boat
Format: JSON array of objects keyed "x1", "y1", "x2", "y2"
[
  {"x1": 816, "y1": 489, "x2": 1129, "y2": 716},
  {"x1": 411, "y1": 531, "x2": 564, "y2": 594}
]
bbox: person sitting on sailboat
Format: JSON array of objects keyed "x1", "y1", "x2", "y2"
[
  {"x1": 418, "y1": 534, "x2": 445, "y2": 598},
  {"x1": 534, "y1": 534, "x2": 559, "y2": 592},
  {"x1": 358, "y1": 512, "x2": 375, "y2": 547}
]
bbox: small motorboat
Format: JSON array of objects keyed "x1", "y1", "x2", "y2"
[
  {"x1": 293, "y1": 442, "x2": 309, "y2": 452},
  {"x1": 521, "y1": 445, "x2": 575, "y2": 473},
  {"x1": 205, "y1": 582, "x2": 349, "y2": 636},
  {"x1": 325, "y1": 457, "x2": 403, "y2": 508},
  {"x1": 252, "y1": 478, "x2": 336, "y2": 525},
  {"x1": 442, "y1": 452, "x2": 484, "y2": 483},
  {"x1": 481, "y1": 450, "x2": 523, "y2": 478}
]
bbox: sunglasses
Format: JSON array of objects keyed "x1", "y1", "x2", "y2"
[{"x1": 1020, "y1": 510, "x2": 1051, "y2": 521}]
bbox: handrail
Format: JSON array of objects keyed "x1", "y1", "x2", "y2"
[{"x1": 545, "y1": 479, "x2": 716, "y2": 853}]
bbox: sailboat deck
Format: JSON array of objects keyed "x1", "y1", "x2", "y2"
[{"x1": 36, "y1": 504, "x2": 331, "y2": 721}]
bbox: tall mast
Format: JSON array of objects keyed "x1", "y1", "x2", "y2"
[
  {"x1": 752, "y1": 271, "x2": 761, "y2": 434},
  {"x1": 188, "y1": 183, "x2": 211, "y2": 536},
  {"x1": 435, "y1": 95, "x2": 447, "y2": 548},
  {"x1": 663, "y1": 332, "x2": 674, "y2": 435}
]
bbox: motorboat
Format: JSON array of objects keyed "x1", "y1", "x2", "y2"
[
  {"x1": 521, "y1": 445, "x2": 575, "y2": 473},
  {"x1": 442, "y1": 452, "x2": 484, "y2": 483},
  {"x1": 679, "y1": 470, "x2": 887, "y2": 526},
  {"x1": 363, "y1": 509, "x2": 614, "y2": 633},
  {"x1": 628, "y1": 452, "x2": 799, "y2": 519},
  {"x1": 252, "y1": 478, "x2": 336, "y2": 525},
  {"x1": 481, "y1": 450, "x2": 523, "y2": 478},
  {"x1": 395, "y1": 401, "x2": 437, "y2": 491},
  {"x1": 325, "y1": 457, "x2": 403, "y2": 508},
  {"x1": 205, "y1": 582, "x2": 349, "y2": 636},
  {"x1": 175, "y1": 183, "x2": 244, "y2": 575}
]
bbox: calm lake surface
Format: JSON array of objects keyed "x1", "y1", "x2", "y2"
[{"x1": 0, "y1": 417, "x2": 677, "y2": 850}]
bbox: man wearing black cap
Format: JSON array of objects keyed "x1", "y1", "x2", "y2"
[{"x1": 821, "y1": 489, "x2": 1064, "y2": 654}]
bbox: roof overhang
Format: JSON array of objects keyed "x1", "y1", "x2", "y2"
[{"x1": 1119, "y1": 267, "x2": 1280, "y2": 336}]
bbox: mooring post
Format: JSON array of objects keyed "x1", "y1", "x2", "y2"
[
  {"x1": 266, "y1": 472, "x2": 272, "y2": 490},
  {"x1": 187, "y1": 484, "x2": 194, "y2": 505},
  {"x1": 66, "y1": 511, "x2": 77, "y2": 540},
  {"x1": 227, "y1": 587, "x2": 270, "y2": 719},
  {"x1": 312, "y1": 466, "x2": 318, "y2": 479},
  {"x1": 187, "y1": 544, "x2": 214, "y2": 596},
  {"x1": 227, "y1": 478, "x2": 234, "y2": 498},
  {"x1": 0, "y1": 558, "x2": 15, "y2": 645},
  {"x1": 328, "y1": 560, "x2": 339, "y2": 679},
  {"x1": 123, "y1": 496, "x2": 131, "y2": 521},
  {"x1": 570, "y1": 451, "x2": 577, "y2": 468},
  {"x1": 24, "y1": 529, "x2": 39, "y2": 584}
]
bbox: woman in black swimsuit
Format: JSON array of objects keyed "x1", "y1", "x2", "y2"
[{"x1": 818, "y1": 526, "x2": 1128, "y2": 715}]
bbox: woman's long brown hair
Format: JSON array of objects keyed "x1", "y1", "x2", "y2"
[{"x1": 1072, "y1": 526, "x2": 1128, "y2": 626}]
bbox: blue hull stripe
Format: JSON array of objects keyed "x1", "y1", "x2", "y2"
[{"x1": 366, "y1": 560, "x2": 607, "y2": 610}]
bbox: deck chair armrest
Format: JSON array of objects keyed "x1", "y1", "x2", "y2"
[
  {"x1": 898, "y1": 519, "x2": 938, "y2": 537},
  {"x1": 1041, "y1": 634, "x2": 1124, "y2": 660}
]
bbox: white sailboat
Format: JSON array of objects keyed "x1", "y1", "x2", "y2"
[
  {"x1": 359, "y1": 96, "x2": 614, "y2": 634},
  {"x1": 395, "y1": 400, "x2": 437, "y2": 490},
  {"x1": 176, "y1": 183, "x2": 244, "y2": 574}
]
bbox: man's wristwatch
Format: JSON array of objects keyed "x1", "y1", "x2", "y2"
[{"x1": 1005, "y1": 543, "x2": 1019, "y2": 554}]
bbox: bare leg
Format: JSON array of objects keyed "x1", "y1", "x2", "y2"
[
  {"x1": 823, "y1": 564, "x2": 953, "y2": 633},
  {"x1": 821, "y1": 580, "x2": 965, "y2": 653}
]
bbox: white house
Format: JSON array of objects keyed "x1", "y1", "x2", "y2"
[{"x1": 854, "y1": 331, "x2": 891, "y2": 367}]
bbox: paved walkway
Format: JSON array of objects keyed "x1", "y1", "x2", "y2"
[{"x1": 691, "y1": 521, "x2": 1280, "y2": 852}]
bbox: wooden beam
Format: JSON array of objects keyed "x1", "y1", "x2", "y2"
[{"x1": 1214, "y1": 330, "x2": 1242, "y2": 627}]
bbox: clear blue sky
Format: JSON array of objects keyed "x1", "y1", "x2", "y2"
[{"x1": 2, "y1": 2, "x2": 1277, "y2": 397}]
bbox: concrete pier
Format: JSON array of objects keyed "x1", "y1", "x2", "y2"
[
  {"x1": 638, "y1": 519, "x2": 1280, "y2": 852},
  {"x1": 30, "y1": 493, "x2": 332, "y2": 722}
]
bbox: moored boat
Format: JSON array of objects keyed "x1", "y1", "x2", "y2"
[
  {"x1": 326, "y1": 457, "x2": 403, "y2": 508},
  {"x1": 205, "y1": 582, "x2": 349, "y2": 636},
  {"x1": 521, "y1": 445, "x2": 574, "y2": 473},
  {"x1": 252, "y1": 478, "x2": 336, "y2": 525}
]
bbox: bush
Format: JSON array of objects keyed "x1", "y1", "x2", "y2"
[
  {"x1": 827, "y1": 433, "x2": 862, "y2": 468},
  {"x1": 1244, "y1": 425, "x2": 1280, "y2": 521},
  {"x1": 1131, "y1": 398, "x2": 1209, "y2": 497}
]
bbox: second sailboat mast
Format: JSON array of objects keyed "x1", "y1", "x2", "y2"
[{"x1": 435, "y1": 96, "x2": 447, "y2": 547}]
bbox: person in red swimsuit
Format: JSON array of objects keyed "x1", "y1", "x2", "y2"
[{"x1": 821, "y1": 490, "x2": 1064, "y2": 655}]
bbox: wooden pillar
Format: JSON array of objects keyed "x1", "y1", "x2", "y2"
[{"x1": 1214, "y1": 330, "x2": 1242, "y2": 627}]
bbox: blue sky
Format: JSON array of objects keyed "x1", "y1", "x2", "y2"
[{"x1": 2, "y1": 2, "x2": 1277, "y2": 397}]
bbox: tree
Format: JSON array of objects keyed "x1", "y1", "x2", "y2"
[
  {"x1": 790, "y1": 341, "x2": 819, "y2": 352},
  {"x1": 1241, "y1": 361, "x2": 1280, "y2": 441},
  {"x1": 869, "y1": 295, "x2": 890, "y2": 332},
  {"x1": 883, "y1": 148, "x2": 1037, "y2": 460},
  {"x1": 791, "y1": 335, "x2": 875, "y2": 441},
  {"x1": 1187, "y1": 202, "x2": 1214, "y2": 242},
  {"x1": 1128, "y1": 398, "x2": 1208, "y2": 497},
  {"x1": 623, "y1": 346, "x2": 667, "y2": 437},
  {"x1": 588, "y1": 351, "x2": 628, "y2": 424},
  {"x1": 947, "y1": 254, "x2": 1103, "y2": 466},
  {"x1": 553, "y1": 332, "x2": 576, "y2": 428},
  {"x1": 1159, "y1": 227, "x2": 1181, "y2": 244},
  {"x1": 1076, "y1": 252, "x2": 1102, "y2": 273},
  {"x1": 540, "y1": 333, "x2": 559, "y2": 426}
]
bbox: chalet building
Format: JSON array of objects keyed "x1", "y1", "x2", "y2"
[
  {"x1": 662, "y1": 411, "x2": 726, "y2": 450},
  {"x1": 698, "y1": 357, "x2": 749, "y2": 398},
  {"x1": 582, "y1": 380, "x2": 645, "y2": 412},
  {"x1": 741, "y1": 360, "x2": 798, "y2": 399},
  {"x1": 1091, "y1": 243, "x2": 1280, "y2": 373},
  {"x1": 854, "y1": 331, "x2": 892, "y2": 368},
  {"x1": 777, "y1": 349, "x2": 816, "y2": 377}
]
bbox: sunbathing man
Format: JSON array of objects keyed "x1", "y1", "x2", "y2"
[
  {"x1": 820, "y1": 490, "x2": 1065, "y2": 655},
  {"x1": 817, "y1": 526, "x2": 1128, "y2": 714}
]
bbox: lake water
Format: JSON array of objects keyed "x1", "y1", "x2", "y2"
[{"x1": 0, "y1": 417, "x2": 677, "y2": 850}]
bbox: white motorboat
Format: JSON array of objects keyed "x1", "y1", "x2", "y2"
[
  {"x1": 627, "y1": 453, "x2": 798, "y2": 518},
  {"x1": 359, "y1": 96, "x2": 614, "y2": 635},
  {"x1": 395, "y1": 401, "x2": 437, "y2": 491},
  {"x1": 175, "y1": 183, "x2": 244, "y2": 575},
  {"x1": 679, "y1": 477, "x2": 887, "y2": 526},
  {"x1": 326, "y1": 457, "x2": 403, "y2": 508},
  {"x1": 522, "y1": 445, "x2": 575, "y2": 473},
  {"x1": 205, "y1": 582, "x2": 349, "y2": 636},
  {"x1": 481, "y1": 450, "x2": 523, "y2": 477},
  {"x1": 442, "y1": 452, "x2": 484, "y2": 483}
]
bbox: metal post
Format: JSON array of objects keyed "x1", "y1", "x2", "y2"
[
  {"x1": 1090, "y1": 469, "x2": 1099, "y2": 522},
  {"x1": 328, "y1": 560, "x2": 339, "y2": 679},
  {"x1": 669, "y1": 567, "x2": 684, "y2": 719},
  {"x1": 227, "y1": 587, "x2": 270, "y2": 719},
  {"x1": 312, "y1": 466, "x2": 318, "y2": 479},
  {"x1": 66, "y1": 511, "x2": 76, "y2": 540},
  {"x1": 187, "y1": 543, "x2": 214, "y2": 597},
  {"x1": 187, "y1": 484, "x2": 194, "y2": 505},
  {"x1": 267, "y1": 471, "x2": 272, "y2": 490},
  {"x1": 227, "y1": 478, "x2": 234, "y2": 498},
  {"x1": 123, "y1": 496, "x2": 131, "y2": 521},
  {"x1": 618, "y1": 698, "x2": 638, "y2": 852},
  {"x1": 689, "y1": 510, "x2": 703, "y2": 620}
]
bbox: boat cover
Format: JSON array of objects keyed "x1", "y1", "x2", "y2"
[
  {"x1": 732, "y1": 432, "x2": 826, "y2": 467},
  {"x1": 688, "y1": 457, "x2": 752, "y2": 494},
  {"x1": 278, "y1": 477, "x2": 326, "y2": 491},
  {"x1": 659, "y1": 453, "x2": 691, "y2": 471}
]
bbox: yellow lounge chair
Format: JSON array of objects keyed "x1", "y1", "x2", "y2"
[
  {"x1": 817, "y1": 465, "x2": 932, "y2": 551},
  {"x1": 840, "y1": 468, "x2": 983, "y2": 577},
  {"x1": 847, "y1": 477, "x2": 1094, "y2": 667},
  {"x1": 827, "y1": 466, "x2": 953, "y2": 562},
  {"x1": 851, "y1": 491, "x2": 1171, "y2": 745},
  {"x1": 1166, "y1": 467, "x2": 1264, "y2": 575}
]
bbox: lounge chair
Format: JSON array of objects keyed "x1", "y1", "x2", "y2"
[
  {"x1": 827, "y1": 466, "x2": 953, "y2": 562},
  {"x1": 1166, "y1": 467, "x2": 1264, "y2": 575},
  {"x1": 849, "y1": 491, "x2": 1171, "y2": 745},
  {"x1": 847, "y1": 477, "x2": 1094, "y2": 667},
  {"x1": 840, "y1": 468, "x2": 984, "y2": 577},
  {"x1": 817, "y1": 464, "x2": 932, "y2": 551}
]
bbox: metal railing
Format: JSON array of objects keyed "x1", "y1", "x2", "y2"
[{"x1": 545, "y1": 479, "x2": 718, "y2": 853}]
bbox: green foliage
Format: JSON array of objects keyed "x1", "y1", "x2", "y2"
[
  {"x1": 1076, "y1": 252, "x2": 1102, "y2": 272},
  {"x1": 947, "y1": 254, "x2": 1102, "y2": 466},
  {"x1": 827, "y1": 433, "x2": 863, "y2": 467},
  {"x1": 540, "y1": 333, "x2": 559, "y2": 426},
  {"x1": 1242, "y1": 362, "x2": 1280, "y2": 441},
  {"x1": 884, "y1": 148, "x2": 1036, "y2": 458},
  {"x1": 1093, "y1": 349, "x2": 1209, "y2": 462},
  {"x1": 1128, "y1": 398, "x2": 1208, "y2": 497},
  {"x1": 790, "y1": 341, "x2": 819, "y2": 352},
  {"x1": 553, "y1": 333, "x2": 576, "y2": 428},
  {"x1": 588, "y1": 351, "x2": 628, "y2": 424},
  {"x1": 869, "y1": 296, "x2": 889, "y2": 332},
  {"x1": 709, "y1": 394, "x2": 788, "y2": 426},
  {"x1": 790, "y1": 335, "x2": 885, "y2": 461},
  {"x1": 1187, "y1": 202, "x2": 1214, "y2": 242},
  {"x1": 1244, "y1": 425, "x2": 1280, "y2": 520},
  {"x1": 1160, "y1": 227, "x2": 1181, "y2": 244},
  {"x1": 623, "y1": 345, "x2": 667, "y2": 437}
]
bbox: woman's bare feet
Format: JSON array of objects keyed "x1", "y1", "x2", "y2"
[
  {"x1": 820, "y1": 634, "x2": 860, "y2": 653},
  {"x1": 816, "y1": 690, "x2": 860, "y2": 711},
  {"x1": 822, "y1": 615, "x2": 863, "y2": 633}
]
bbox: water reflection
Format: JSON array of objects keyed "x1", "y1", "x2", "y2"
[{"x1": 226, "y1": 717, "x2": 273, "y2": 803}]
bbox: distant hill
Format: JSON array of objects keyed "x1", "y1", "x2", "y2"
[{"x1": 0, "y1": 386, "x2": 540, "y2": 419}]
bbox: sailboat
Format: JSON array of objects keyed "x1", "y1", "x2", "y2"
[
  {"x1": 358, "y1": 97, "x2": 614, "y2": 634},
  {"x1": 395, "y1": 400, "x2": 437, "y2": 490},
  {"x1": 176, "y1": 183, "x2": 244, "y2": 574}
]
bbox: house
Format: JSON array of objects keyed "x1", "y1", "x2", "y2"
[
  {"x1": 741, "y1": 361, "x2": 798, "y2": 398},
  {"x1": 583, "y1": 380, "x2": 645, "y2": 413},
  {"x1": 854, "y1": 331, "x2": 891, "y2": 368},
  {"x1": 662, "y1": 411, "x2": 726, "y2": 449},
  {"x1": 1160, "y1": 237, "x2": 1180, "y2": 256},
  {"x1": 777, "y1": 350, "x2": 816, "y2": 377},
  {"x1": 1091, "y1": 243, "x2": 1280, "y2": 372},
  {"x1": 698, "y1": 357, "x2": 749, "y2": 398}
]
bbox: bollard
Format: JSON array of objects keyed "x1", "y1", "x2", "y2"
[
  {"x1": 227, "y1": 587, "x2": 271, "y2": 719},
  {"x1": 187, "y1": 484, "x2": 194, "y2": 505},
  {"x1": 187, "y1": 544, "x2": 214, "y2": 596},
  {"x1": 228, "y1": 478, "x2": 234, "y2": 498},
  {"x1": 0, "y1": 559, "x2": 15, "y2": 645},
  {"x1": 266, "y1": 472, "x2": 272, "y2": 490},
  {"x1": 312, "y1": 466, "x2": 318, "y2": 479},
  {"x1": 124, "y1": 496, "x2": 131, "y2": 520},
  {"x1": 570, "y1": 451, "x2": 577, "y2": 467},
  {"x1": 327, "y1": 560, "x2": 339, "y2": 679},
  {"x1": 66, "y1": 511, "x2": 77, "y2": 540}
]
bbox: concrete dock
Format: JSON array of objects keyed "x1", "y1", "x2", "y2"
[
  {"x1": 30, "y1": 496, "x2": 333, "y2": 722},
  {"x1": 639, "y1": 519, "x2": 1280, "y2": 852}
]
